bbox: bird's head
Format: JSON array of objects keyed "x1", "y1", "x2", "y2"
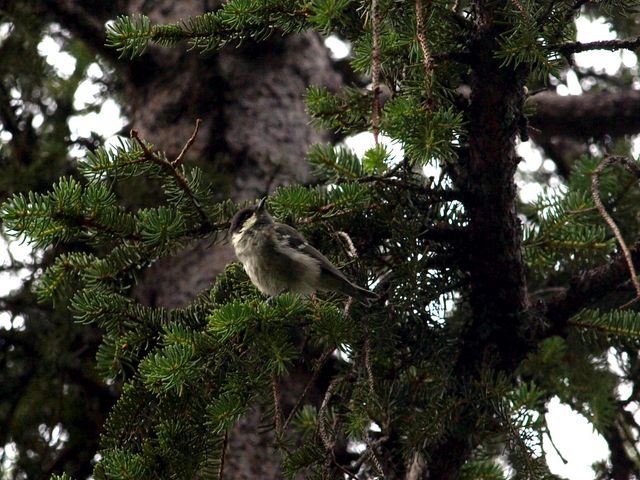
[{"x1": 228, "y1": 197, "x2": 273, "y2": 238}]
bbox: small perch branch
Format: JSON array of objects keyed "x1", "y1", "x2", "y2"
[
  {"x1": 591, "y1": 155, "x2": 640, "y2": 307},
  {"x1": 558, "y1": 37, "x2": 640, "y2": 55}
]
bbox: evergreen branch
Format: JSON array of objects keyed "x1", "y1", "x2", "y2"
[
  {"x1": 591, "y1": 156, "x2": 640, "y2": 307},
  {"x1": 569, "y1": 308, "x2": 640, "y2": 337},
  {"x1": 130, "y1": 128, "x2": 210, "y2": 226},
  {"x1": 371, "y1": 0, "x2": 382, "y2": 145},
  {"x1": 557, "y1": 37, "x2": 640, "y2": 55}
]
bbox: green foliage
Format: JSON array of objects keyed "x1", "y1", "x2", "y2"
[
  {"x1": 523, "y1": 190, "x2": 614, "y2": 273},
  {"x1": 306, "y1": 85, "x2": 372, "y2": 134},
  {"x1": 571, "y1": 308, "x2": 640, "y2": 338},
  {"x1": 4, "y1": 0, "x2": 640, "y2": 478},
  {"x1": 308, "y1": 143, "x2": 364, "y2": 180},
  {"x1": 106, "y1": 1, "x2": 311, "y2": 59},
  {"x1": 383, "y1": 97, "x2": 463, "y2": 165}
]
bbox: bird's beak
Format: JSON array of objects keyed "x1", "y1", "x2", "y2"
[{"x1": 257, "y1": 197, "x2": 267, "y2": 212}]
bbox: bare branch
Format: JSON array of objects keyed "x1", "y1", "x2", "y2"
[
  {"x1": 546, "y1": 241, "x2": 640, "y2": 335},
  {"x1": 172, "y1": 118, "x2": 202, "y2": 166},
  {"x1": 558, "y1": 37, "x2": 640, "y2": 55}
]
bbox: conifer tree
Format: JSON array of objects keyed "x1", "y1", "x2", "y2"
[{"x1": 4, "y1": 1, "x2": 640, "y2": 479}]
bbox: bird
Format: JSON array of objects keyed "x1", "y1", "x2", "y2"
[{"x1": 228, "y1": 197, "x2": 377, "y2": 304}]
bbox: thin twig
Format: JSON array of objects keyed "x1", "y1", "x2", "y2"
[
  {"x1": 130, "y1": 128, "x2": 210, "y2": 225},
  {"x1": 415, "y1": 0, "x2": 435, "y2": 82},
  {"x1": 337, "y1": 231, "x2": 358, "y2": 258},
  {"x1": 272, "y1": 373, "x2": 283, "y2": 438},
  {"x1": 366, "y1": 436, "x2": 386, "y2": 477},
  {"x1": 371, "y1": 0, "x2": 382, "y2": 145},
  {"x1": 282, "y1": 349, "x2": 333, "y2": 432},
  {"x1": 172, "y1": 118, "x2": 202, "y2": 166},
  {"x1": 543, "y1": 426, "x2": 568, "y2": 464},
  {"x1": 591, "y1": 156, "x2": 640, "y2": 308},
  {"x1": 319, "y1": 378, "x2": 340, "y2": 450},
  {"x1": 218, "y1": 430, "x2": 228, "y2": 479},
  {"x1": 364, "y1": 334, "x2": 376, "y2": 397},
  {"x1": 509, "y1": 0, "x2": 527, "y2": 16}
]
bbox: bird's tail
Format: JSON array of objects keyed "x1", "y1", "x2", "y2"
[{"x1": 341, "y1": 281, "x2": 379, "y2": 305}]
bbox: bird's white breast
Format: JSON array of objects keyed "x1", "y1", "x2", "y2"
[{"x1": 231, "y1": 227, "x2": 320, "y2": 296}]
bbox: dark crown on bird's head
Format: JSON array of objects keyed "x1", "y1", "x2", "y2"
[{"x1": 228, "y1": 197, "x2": 271, "y2": 235}]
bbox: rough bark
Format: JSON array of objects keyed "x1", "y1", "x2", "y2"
[{"x1": 426, "y1": 2, "x2": 531, "y2": 478}]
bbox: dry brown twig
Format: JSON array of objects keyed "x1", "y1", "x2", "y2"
[
  {"x1": 172, "y1": 117, "x2": 202, "y2": 166},
  {"x1": 415, "y1": 0, "x2": 435, "y2": 79},
  {"x1": 272, "y1": 373, "x2": 283, "y2": 438},
  {"x1": 319, "y1": 377, "x2": 340, "y2": 450},
  {"x1": 591, "y1": 155, "x2": 640, "y2": 308},
  {"x1": 509, "y1": 0, "x2": 527, "y2": 16},
  {"x1": 130, "y1": 122, "x2": 209, "y2": 225}
]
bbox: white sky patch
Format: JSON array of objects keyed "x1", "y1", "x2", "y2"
[
  {"x1": 37, "y1": 36, "x2": 76, "y2": 79},
  {"x1": 565, "y1": 70, "x2": 583, "y2": 95},
  {"x1": 517, "y1": 141, "x2": 544, "y2": 172},
  {"x1": 631, "y1": 135, "x2": 640, "y2": 159},
  {"x1": 0, "y1": 22, "x2": 13, "y2": 43},
  {"x1": 1, "y1": 442, "x2": 18, "y2": 475},
  {"x1": 68, "y1": 99, "x2": 126, "y2": 143},
  {"x1": 607, "y1": 348, "x2": 633, "y2": 401},
  {"x1": 0, "y1": 236, "x2": 33, "y2": 298},
  {"x1": 324, "y1": 34, "x2": 351, "y2": 60},
  {"x1": 573, "y1": 17, "x2": 627, "y2": 75},
  {"x1": 73, "y1": 78, "x2": 103, "y2": 110},
  {"x1": 343, "y1": 131, "x2": 404, "y2": 163},
  {"x1": 545, "y1": 397, "x2": 609, "y2": 479}
]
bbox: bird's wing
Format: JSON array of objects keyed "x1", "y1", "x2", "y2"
[{"x1": 273, "y1": 223, "x2": 351, "y2": 283}]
